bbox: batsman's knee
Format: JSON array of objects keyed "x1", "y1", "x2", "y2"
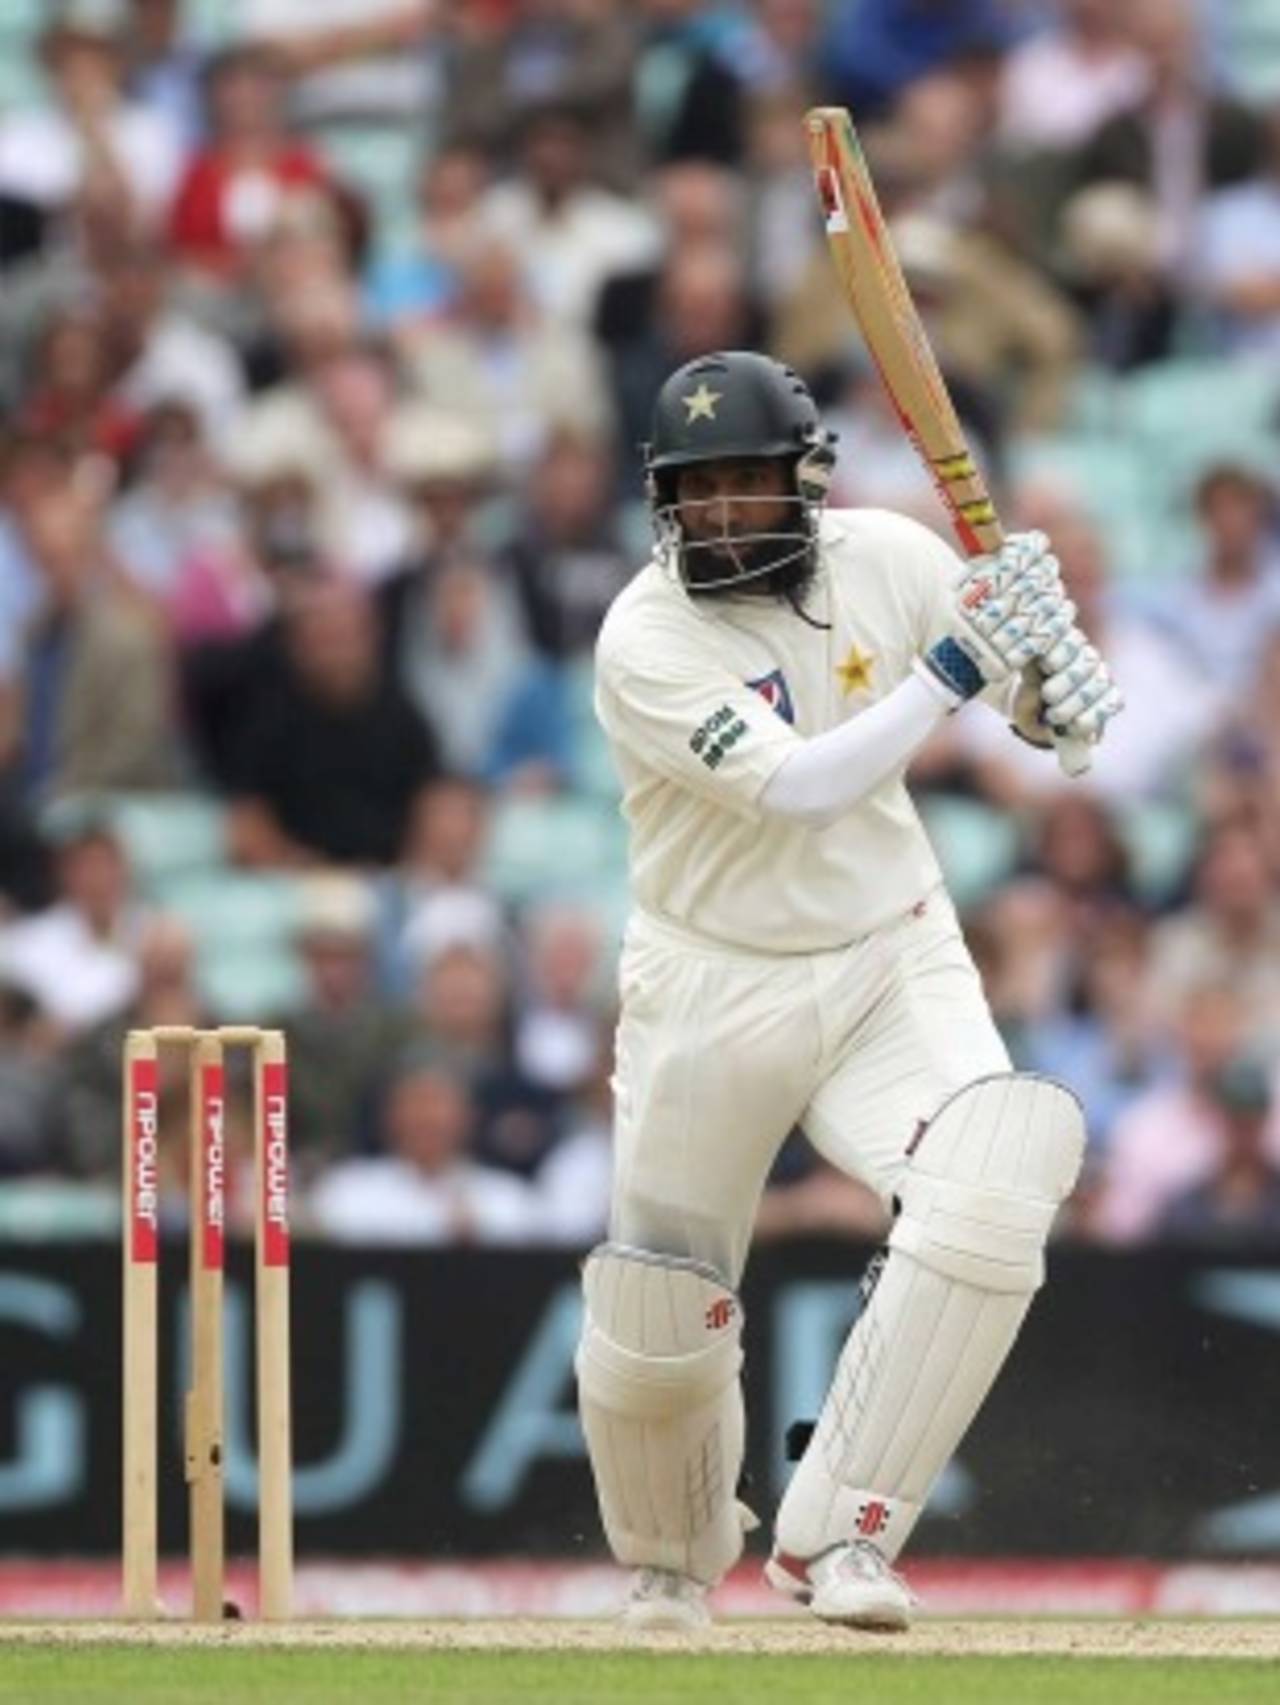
[{"x1": 891, "y1": 1071, "x2": 1085, "y2": 1293}]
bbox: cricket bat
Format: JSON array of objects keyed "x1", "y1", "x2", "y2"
[{"x1": 803, "y1": 106, "x2": 1090, "y2": 778}]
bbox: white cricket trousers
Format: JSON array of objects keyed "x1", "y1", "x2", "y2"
[{"x1": 609, "y1": 887, "x2": 1010, "y2": 1285}]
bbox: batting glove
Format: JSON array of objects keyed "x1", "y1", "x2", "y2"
[{"x1": 920, "y1": 531, "x2": 1075, "y2": 705}]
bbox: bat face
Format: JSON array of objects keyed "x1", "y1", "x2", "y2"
[
  {"x1": 804, "y1": 104, "x2": 1092, "y2": 779},
  {"x1": 804, "y1": 105, "x2": 1001, "y2": 560}
]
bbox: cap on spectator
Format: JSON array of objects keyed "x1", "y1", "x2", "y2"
[
  {"x1": 384, "y1": 405, "x2": 498, "y2": 490},
  {"x1": 402, "y1": 890, "x2": 503, "y2": 967},
  {"x1": 1207, "y1": 1054, "x2": 1273, "y2": 1115},
  {"x1": 296, "y1": 873, "x2": 377, "y2": 943},
  {"x1": 1059, "y1": 183, "x2": 1161, "y2": 282},
  {"x1": 225, "y1": 412, "x2": 324, "y2": 489}
]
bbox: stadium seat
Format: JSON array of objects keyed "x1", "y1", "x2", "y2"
[
  {"x1": 483, "y1": 795, "x2": 623, "y2": 907},
  {"x1": 919, "y1": 795, "x2": 1022, "y2": 912},
  {"x1": 149, "y1": 869, "x2": 307, "y2": 1020},
  {"x1": 110, "y1": 793, "x2": 228, "y2": 890},
  {"x1": 1116, "y1": 798, "x2": 1199, "y2": 908}
]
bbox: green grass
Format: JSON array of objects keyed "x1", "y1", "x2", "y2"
[{"x1": 0, "y1": 1648, "x2": 1277, "y2": 1705}]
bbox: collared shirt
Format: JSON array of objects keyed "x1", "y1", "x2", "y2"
[{"x1": 595, "y1": 508, "x2": 970, "y2": 953}]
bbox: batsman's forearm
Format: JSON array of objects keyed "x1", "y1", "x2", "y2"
[{"x1": 761, "y1": 674, "x2": 950, "y2": 828}]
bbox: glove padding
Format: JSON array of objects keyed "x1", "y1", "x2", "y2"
[
  {"x1": 1011, "y1": 627, "x2": 1125, "y2": 750},
  {"x1": 921, "y1": 531, "x2": 1076, "y2": 705}
]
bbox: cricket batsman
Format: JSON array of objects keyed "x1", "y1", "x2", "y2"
[{"x1": 575, "y1": 351, "x2": 1123, "y2": 1630}]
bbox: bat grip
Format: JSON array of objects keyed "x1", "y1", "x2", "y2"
[{"x1": 1053, "y1": 729, "x2": 1092, "y2": 778}]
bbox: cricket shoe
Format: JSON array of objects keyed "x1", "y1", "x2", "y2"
[
  {"x1": 620, "y1": 1567, "x2": 711, "y2": 1630},
  {"x1": 765, "y1": 1540, "x2": 914, "y2": 1631}
]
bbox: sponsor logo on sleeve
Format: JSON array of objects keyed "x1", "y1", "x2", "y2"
[{"x1": 689, "y1": 704, "x2": 749, "y2": 771}]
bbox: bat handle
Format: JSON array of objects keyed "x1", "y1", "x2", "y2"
[{"x1": 1053, "y1": 730, "x2": 1092, "y2": 778}]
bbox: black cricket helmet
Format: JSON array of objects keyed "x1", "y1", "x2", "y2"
[{"x1": 644, "y1": 350, "x2": 836, "y2": 597}]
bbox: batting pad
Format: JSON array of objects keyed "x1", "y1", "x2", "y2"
[
  {"x1": 775, "y1": 1073, "x2": 1084, "y2": 1563},
  {"x1": 576, "y1": 1244, "x2": 746, "y2": 1585}
]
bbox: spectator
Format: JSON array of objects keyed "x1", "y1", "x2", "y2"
[
  {"x1": 1055, "y1": 180, "x2": 1178, "y2": 370},
  {"x1": 0, "y1": 983, "x2": 62, "y2": 1178},
  {"x1": 169, "y1": 45, "x2": 336, "y2": 284},
  {"x1": 726, "y1": 0, "x2": 824, "y2": 100},
  {"x1": 277, "y1": 872, "x2": 418, "y2": 1179},
  {"x1": 1199, "y1": 102, "x2": 1280, "y2": 358},
  {"x1": 819, "y1": 0, "x2": 1019, "y2": 118},
  {"x1": 610, "y1": 241, "x2": 763, "y2": 497},
  {"x1": 888, "y1": 212, "x2": 1082, "y2": 434},
  {"x1": 58, "y1": 911, "x2": 208, "y2": 1178},
  {"x1": 124, "y1": 0, "x2": 207, "y2": 147},
  {"x1": 513, "y1": 901, "x2": 606, "y2": 1098},
  {"x1": 379, "y1": 413, "x2": 551, "y2": 785},
  {"x1": 16, "y1": 307, "x2": 139, "y2": 463},
  {"x1": 98, "y1": 241, "x2": 248, "y2": 454},
  {"x1": 1074, "y1": 0, "x2": 1260, "y2": 279},
  {"x1": 1023, "y1": 905, "x2": 1164, "y2": 1158},
  {"x1": 477, "y1": 102, "x2": 661, "y2": 331},
  {"x1": 364, "y1": 145, "x2": 492, "y2": 337},
  {"x1": 391, "y1": 776, "x2": 504, "y2": 989},
  {"x1": 998, "y1": 0, "x2": 1148, "y2": 153},
  {"x1": 403, "y1": 231, "x2": 614, "y2": 473},
  {"x1": 2, "y1": 471, "x2": 178, "y2": 799},
  {"x1": 1147, "y1": 816, "x2": 1280, "y2": 1055},
  {"x1": 1025, "y1": 793, "x2": 1134, "y2": 917},
  {"x1": 108, "y1": 400, "x2": 250, "y2": 644},
  {"x1": 382, "y1": 402, "x2": 500, "y2": 564},
  {"x1": 224, "y1": 577, "x2": 441, "y2": 867},
  {"x1": 308, "y1": 1055, "x2": 543, "y2": 1245},
  {"x1": 415, "y1": 938, "x2": 558, "y2": 1177},
  {"x1": 535, "y1": 1027, "x2": 615, "y2": 1246},
  {"x1": 439, "y1": 0, "x2": 639, "y2": 190},
  {"x1": 239, "y1": 0, "x2": 441, "y2": 131},
  {"x1": 1201, "y1": 629, "x2": 1280, "y2": 832},
  {"x1": 378, "y1": 548, "x2": 533, "y2": 780},
  {"x1": 0, "y1": 0, "x2": 185, "y2": 241},
  {"x1": 1157, "y1": 1054, "x2": 1280, "y2": 1246},
  {"x1": 0, "y1": 809, "x2": 146, "y2": 1037},
  {"x1": 632, "y1": 0, "x2": 745, "y2": 165},
  {"x1": 1150, "y1": 464, "x2": 1280, "y2": 692},
  {"x1": 0, "y1": 436, "x2": 73, "y2": 690},
  {"x1": 502, "y1": 430, "x2": 634, "y2": 662},
  {"x1": 1090, "y1": 983, "x2": 1280, "y2": 1244},
  {"x1": 238, "y1": 341, "x2": 411, "y2": 583}
]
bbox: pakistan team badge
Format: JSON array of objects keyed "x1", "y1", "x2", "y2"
[
  {"x1": 682, "y1": 382, "x2": 721, "y2": 423},
  {"x1": 835, "y1": 643, "x2": 876, "y2": 694},
  {"x1": 747, "y1": 668, "x2": 795, "y2": 724}
]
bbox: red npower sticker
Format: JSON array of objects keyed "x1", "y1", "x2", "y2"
[
  {"x1": 200, "y1": 1060, "x2": 226, "y2": 1271},
  {"x1": 261, "y1": 1060, "x2": 289, "y2": 1267},
  {"x1": 130, "y1": 1054, "x2": 160, "y2": 1263}
]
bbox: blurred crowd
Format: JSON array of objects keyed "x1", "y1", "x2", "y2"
[{"x1": 2, "y1": 0, "x2": 1280, "y2": 1252}]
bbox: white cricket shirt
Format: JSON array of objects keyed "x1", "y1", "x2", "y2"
[{"x1": 595, "y1": 508, "x2": 973, "y2": 953}]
